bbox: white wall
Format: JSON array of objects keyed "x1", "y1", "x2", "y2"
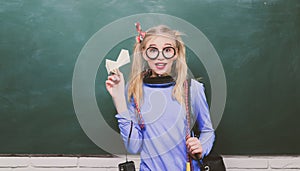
[{"x1": 0, "y1": 155, "x2": 300, "y2": 171}]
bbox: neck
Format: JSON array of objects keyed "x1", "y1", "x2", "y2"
[
  {"x1": 151, "y1": 72, "x2": 169, "y2": 78},
  {"x1": 143, "y1": 70, "x2": 175, "y2": 85}
]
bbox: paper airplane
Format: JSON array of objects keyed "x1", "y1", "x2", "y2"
[{"x1": 105, "y1": 49, "x2": 130, "y2": 74}]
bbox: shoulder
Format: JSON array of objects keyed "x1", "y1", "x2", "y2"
[
  {"x1": 189, "y1": 79, "x2": 209, "y2": 108},
  {"x1": 190, "y1": 79, "x2": 205, "y2": 92},
  {"x1": 190, "y1": 78, "x2": 208, "y2": 102}
]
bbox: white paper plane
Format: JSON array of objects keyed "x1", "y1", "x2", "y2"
[{"x1": 105, "y1": 49, "x2": 130, "y2": 74}]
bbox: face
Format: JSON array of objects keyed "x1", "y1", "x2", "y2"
[{"x1": 143, "y1": 36, "x2": 177, "y2": 76}]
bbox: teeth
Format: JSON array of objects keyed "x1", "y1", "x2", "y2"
[{"x1": 156, "y1": 63, "x2": 165, "y2": 66}]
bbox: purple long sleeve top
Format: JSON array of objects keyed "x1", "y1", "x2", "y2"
[{"x1": 115, "y1": 79, "x2": 215, "y2": 171}]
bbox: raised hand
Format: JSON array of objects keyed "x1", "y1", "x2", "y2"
[{"x1": 105, "y1": 69, "x2": 127, "y2": 113}]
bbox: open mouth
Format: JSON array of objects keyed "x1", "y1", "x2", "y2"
[
  {"x1": 155, "y1": 63, "x2": 167, "y2": 66},
  {"x1": 155, "y1": 63, "x2": 167, "y2": 70}
]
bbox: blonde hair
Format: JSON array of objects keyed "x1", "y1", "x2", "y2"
[{"x1": 127, "y1": 25, "x2": 187, "y2": 106}]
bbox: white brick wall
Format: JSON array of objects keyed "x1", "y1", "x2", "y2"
[
  {"x1": 224, "y1": 156, "x2": 300, "y2": 171},
  {"x1": 0, "y1": 155, "x2": 299, "y2": 170}
]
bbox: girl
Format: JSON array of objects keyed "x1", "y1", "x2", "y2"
[{"x1": 105, "y1": 23, "x2": 215, "y2": 171}]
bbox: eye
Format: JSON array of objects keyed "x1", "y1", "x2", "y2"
[
  {"x1": 164, "y1": 47, "x2": 172, "y2": 52},
  {"x1": 164, "y1": 47, "x2": 174, "y2": 54},
  {"x1": 162, "y1": 47, "x2": 176, "y2": 58},
  {"x1": 146, "y1": 47, "x2": 159, "y2": 59},
  {"x1": 147, "y1": 47, "x2": 158, "y2": 54}
]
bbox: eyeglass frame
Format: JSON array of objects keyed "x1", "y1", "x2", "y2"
[{"x1": 145, "y1": 46, "x2": 177, "y2": 60}]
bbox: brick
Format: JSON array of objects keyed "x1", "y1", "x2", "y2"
[
  {"x1": 79, "y1": 155, "x2": 140, "y2": 168},
  {"x1": 30, "y1": 157, "x2": 77, "y2": 168},
  {"x1": 269, "y1": 157, "x2": 300, "y2": 169},
  {"x1": 79, "y1": 157, "x2": 123, "y2": 168},
  {"x1": 0, "y1": 168, "x2": 12, "y2": 171},
  {"x1": 0, "y1": 157, "x2": 29, "y2": 168},
  {"x1": 12, "y1": 167, "x2": 32, "y2": 171},
  {"x1": 223, "y1": 156, "x2": 268, "y2": 169},
  {"x1": 226, "y1": 169, "x2": 271, "y2": 171},
  {"x1": 106, "y1": 169, "x2": 119, "y2": 171},
  {"x1": 13, "y1": 169, "x2": 108, "y2": 171}
]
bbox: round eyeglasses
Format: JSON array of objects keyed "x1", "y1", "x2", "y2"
[{"x1": 145, "y1": 47, "x2": 176, "y2": 60}]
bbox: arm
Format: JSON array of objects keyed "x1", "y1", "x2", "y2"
[
  {"x1": 105, "y1": 69, "x2": 143, "y2": 154},
  {"x1": 115, "y1": 105, "x2": 143, "y2": 154},
  {"x1": 191, "y1": 79, "x2": 215, "y2": 158}
]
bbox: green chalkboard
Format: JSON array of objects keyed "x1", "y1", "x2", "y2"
[{"x1": 0, "y1": 0, "x2": 299, "y2": 155}]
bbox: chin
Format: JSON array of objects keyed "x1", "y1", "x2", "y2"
[{"x1": 153, "y1": 70, "x2": 168, "y2": 75}]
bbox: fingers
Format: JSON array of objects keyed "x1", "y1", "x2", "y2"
[
  {"x1": 110, "y1": 68, "x2": 123, "y2": 76},
  {"x1": 108, "y1": 69, "x2": 123, "y2": 82},
  {"x1": 186, "y1": 137, "x2": 203, "y2": 157},
  {"x1": 108, "y1": 74, "x2": 120, "y2": 83},
  {"x1": 114, "y1": 68, "x2": 121, "y2": 76},
  {"x1": 105, "y1": 79, "x2": 116, "y2": 88},
  {"x1": 107, "y1": 72, "x2": 121, "y2": 84},
  {"x1": 105, "y1": 69, "x2": 125, "y2": 95}
]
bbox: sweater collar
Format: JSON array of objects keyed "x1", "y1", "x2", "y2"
[{"x1": 143, "y1": 69, "x2": 175, "y2": 88}]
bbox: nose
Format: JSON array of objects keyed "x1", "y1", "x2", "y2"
[{"x1": 157, "y1": 51, "x2": 165, "y2": 60}]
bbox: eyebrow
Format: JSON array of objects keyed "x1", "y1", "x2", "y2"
[{"x1": 149, "y1": 43, "x2": 173, "y2": 47}]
